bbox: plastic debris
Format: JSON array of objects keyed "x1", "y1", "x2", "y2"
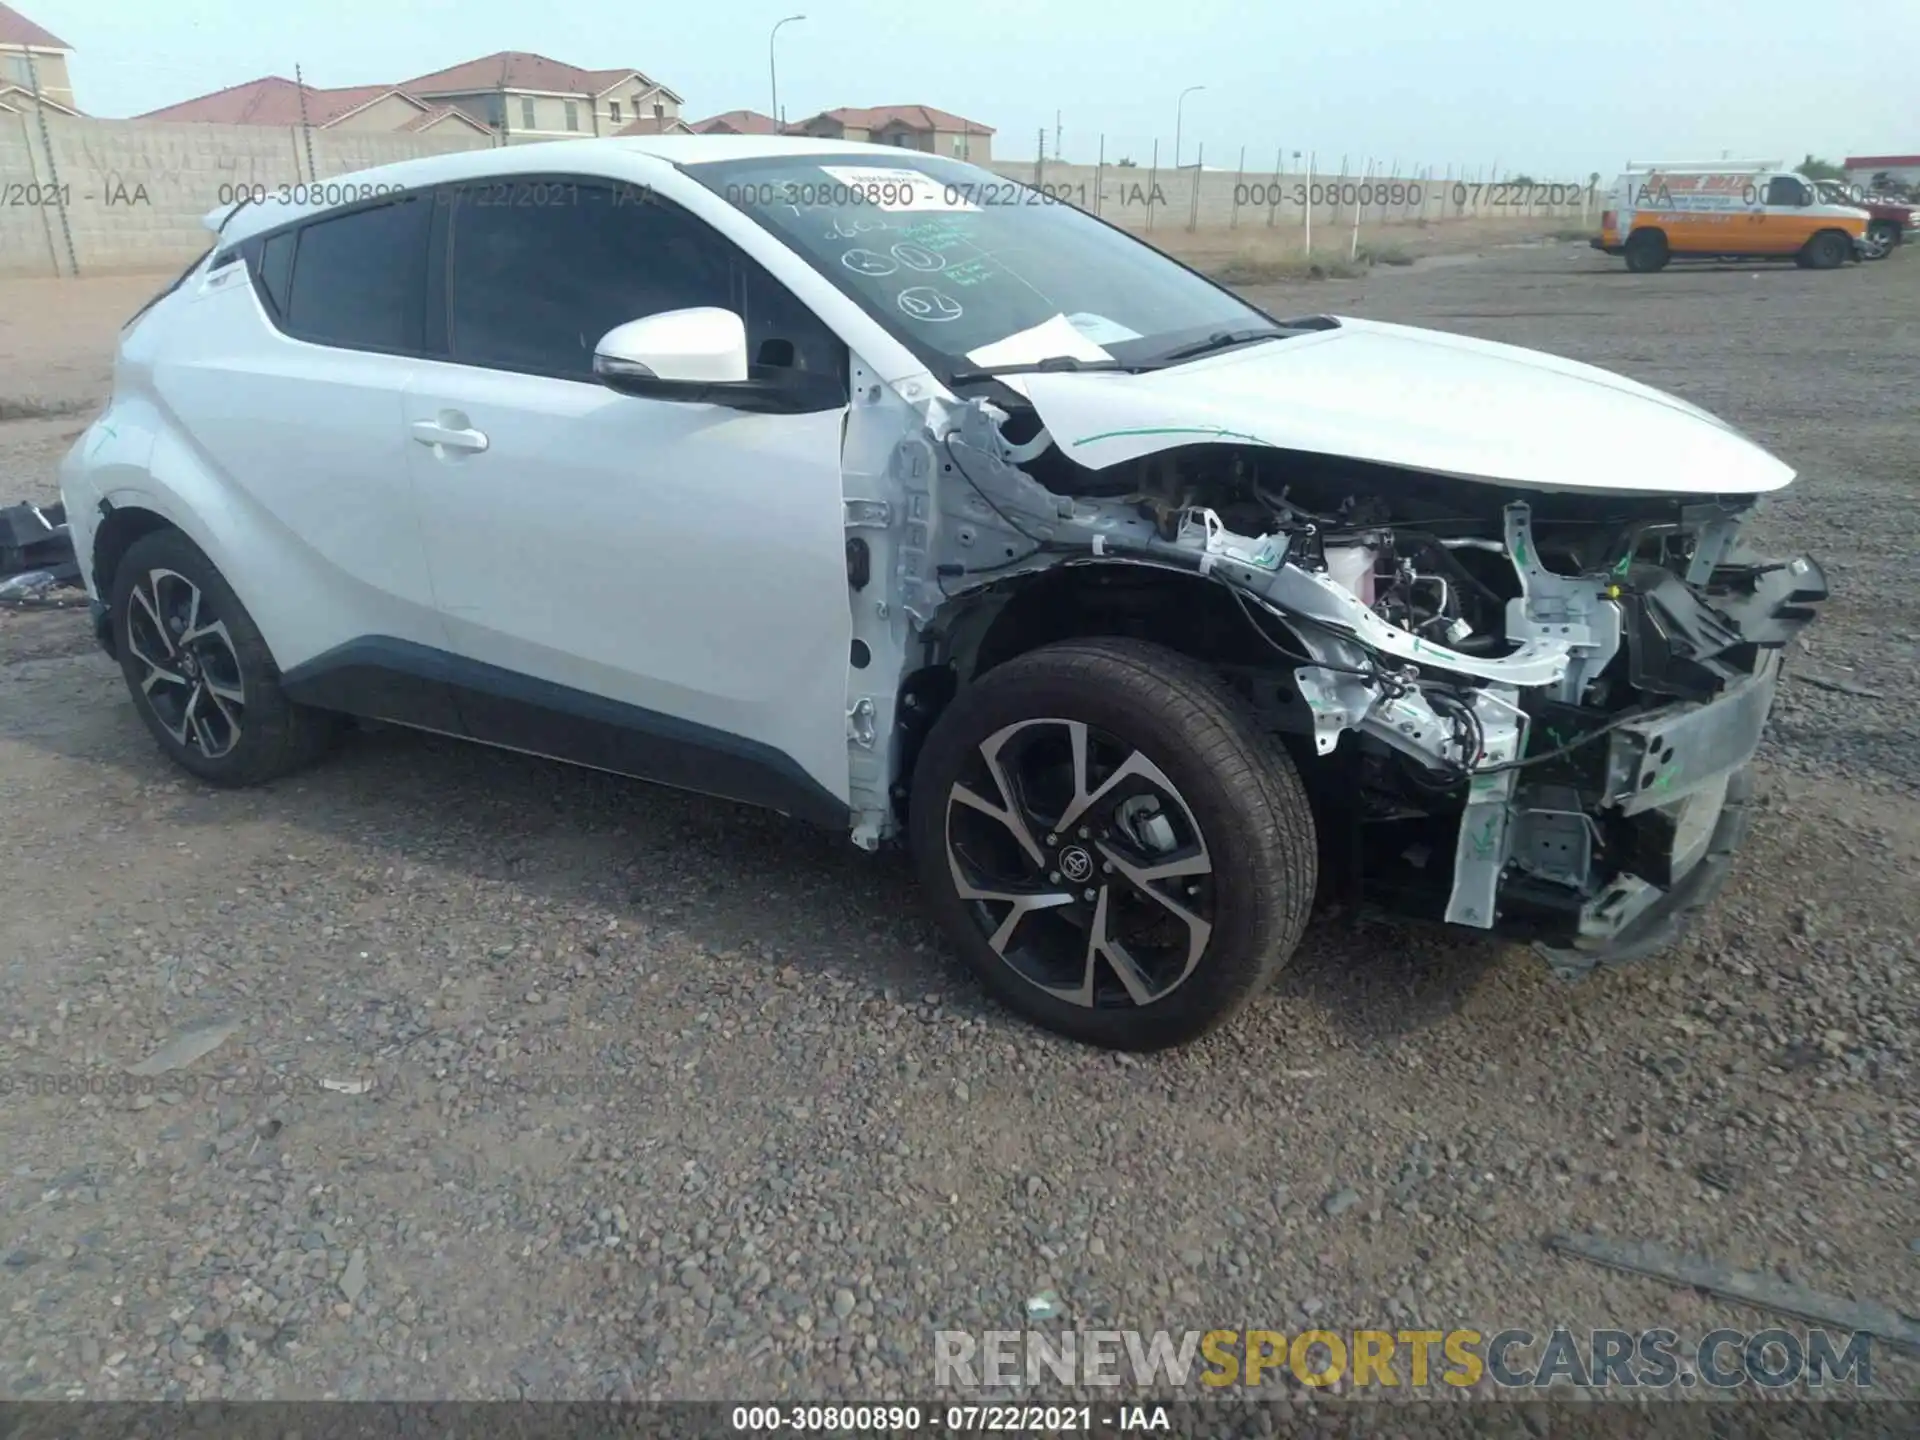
[
  {"x1": 1549, "y1": 1233, "x2": 1920, "y2": 1354},
  {"x1": 126, "y1": 1019, "x2": 238, "y2": 1077},
  {"x1": 1024, "y1": 1290, "x2": 1062, "y2": 1321},
  {"x1": 0, "y1": 501, "x2": 74, "y2": 575}
]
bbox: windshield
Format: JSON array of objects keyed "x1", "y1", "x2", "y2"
[{"x1": 687, "y1": 152, "x2": 1282, "y2": 379}]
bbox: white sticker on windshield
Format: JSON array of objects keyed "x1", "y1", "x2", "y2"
[
  {"x1": 1064, "y1": 312, "x2": 1143, "y2": 346},
  {"x1": 965, "y1": 313, "x2": 1113, "y2": 367},
  {"x1": 818, "y1": 166, "x2": 978, "y2": 212}
]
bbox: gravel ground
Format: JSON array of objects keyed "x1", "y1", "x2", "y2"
[{"x1": 0, "y1": 247, "x2": 1915, "y2": 1414}]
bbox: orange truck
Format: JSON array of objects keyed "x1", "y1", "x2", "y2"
[{"x1": 1593, "y1": 160, "x2": 1869, "y2": 272}]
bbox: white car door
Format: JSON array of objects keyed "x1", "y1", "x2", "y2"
[
  {"x1": 149, "y1": 195, "x2": 453, "y2": 686},
  {"x1": 400, "y1": 176, "x2": 855, "y2": 825}
]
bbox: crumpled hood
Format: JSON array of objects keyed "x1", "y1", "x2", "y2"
[{"x1": 1002, "y1": 316, "x2": 1795, "y2": 496}]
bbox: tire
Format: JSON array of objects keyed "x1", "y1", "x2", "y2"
[
  {"x1": 1800, "y1": 230, "x2": 1850, "y2": 270},
  {"x1": 1863, "y1": 220, "x2": 1899, "y2": 258},
  {"x1": 1623, "y1": 230, "x2": 1669, "y2": 272},
  {"x1": 110, "y1": 528, "x2": 338, "y2": 786},
  {"x1": 909, "y1": 637, "x2": 1317, "y2": 1051}
]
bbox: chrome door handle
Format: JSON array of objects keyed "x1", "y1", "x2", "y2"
[{"x1": 410, "y1": 419, "x2": 489, "y2": 454}]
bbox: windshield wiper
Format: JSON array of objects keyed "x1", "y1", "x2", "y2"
[
  {"x1": 1145, "y1": 327, "x2": 1289, "y2": 367},
  {"x1": 948, "y1": 356, "x2": 1142, "y2": 385}
]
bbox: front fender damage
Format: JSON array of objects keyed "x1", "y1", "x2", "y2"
[{"x1": 844, "y1": 387, "x2": 1824, "y2": 969}]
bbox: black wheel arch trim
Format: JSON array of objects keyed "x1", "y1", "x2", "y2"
[{"x1": 279, "y1": 635, "x2": 850, "y2": 829}]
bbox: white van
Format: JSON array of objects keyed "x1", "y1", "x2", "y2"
[{"x1": 1594, "y1": 160, "x2": 1869, "y2": 271}]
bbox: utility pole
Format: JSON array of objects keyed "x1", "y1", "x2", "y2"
[
  {"x1": 769, "y1": 15, "x2": 805, "y2": 127},
  {"x1": 1173, "y1": 84, "x2": 1204, "y2": 169},
  {"x1": 24, "y1": 46, "x2": 77, "y2": 277},
  {"x1": 293, "y1": 62, "x2": 317, "y2": 180}
]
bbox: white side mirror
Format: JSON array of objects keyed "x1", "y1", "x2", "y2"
[{"x1": 594, "y1": 308, "x2": 749, "y2": 387}]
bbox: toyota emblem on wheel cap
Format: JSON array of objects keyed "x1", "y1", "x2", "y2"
[{"x1": 1059, "y1": 846, "x2": 1095, "y2": 883}]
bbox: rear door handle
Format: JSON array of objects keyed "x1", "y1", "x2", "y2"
[{"x1": 410, "y1": 418, "x2": 489, "y2": 455}]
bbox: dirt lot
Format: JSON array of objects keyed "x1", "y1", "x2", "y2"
[{"x1": 1, "y1": 244, "x2": 1916, "y2": 1414}]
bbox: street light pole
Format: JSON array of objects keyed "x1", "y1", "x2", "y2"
[
  {"x1": 770, "y1": 14, "x2": 805, "y2": 127},
  {"x1": 1174, "y1": 85, "x2": 1205, "y2": 169}
]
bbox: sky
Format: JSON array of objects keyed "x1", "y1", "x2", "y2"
[{"x1": 24, "y1": 0, "x2": 1920, "y2": 177}]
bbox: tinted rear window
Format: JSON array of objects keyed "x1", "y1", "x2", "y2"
[
  {"x1": 283, "y1": 197, "x2": 429, "y2": 352},
  {"x1": 257, "y1": 231, "x2": 295, "y2": 316}
]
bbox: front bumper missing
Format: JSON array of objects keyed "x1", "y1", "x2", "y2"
[
  {"x1": 1525, "y1": 765, "x2": 1755, "y2": 978},
  {"x1": 1504, "y1": 660, "x2": 1782, "y2": 976},
  {"x1": 1603, "y1": 657, "x2": 1780, "y2": 817}
]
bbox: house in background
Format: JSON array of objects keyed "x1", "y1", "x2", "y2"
[
  {"x1": 398, "y1": 52, "x2": 691, "y2": 143},
  {"x1": 0, "y1": 1, "x2": 80, "y2": 113},
  {"x1": 138, "y1": 76, "x2": 491, "y2": 136},
  {"x1": 135, "y1": 49, "x2": 689, "y2": 144},
  {"x1": 784, "y1": 105, "x2": 993, "y2": 161},
  {"x1": 691, "y1": 109, "x2": 782, "y2": 136}
]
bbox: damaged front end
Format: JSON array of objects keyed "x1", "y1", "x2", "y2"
[{"x1": 845, "y1": 361, "x2": 1826, "y2": 977}]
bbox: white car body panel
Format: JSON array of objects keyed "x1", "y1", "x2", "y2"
[
  {"x1": 60, "y1": 256, "x2": 450, "y2": 670},
  {"x1": 401, "y1": 357, "x2": 854, "y2": 805},
  {"x1": 1005, "y1": 317, "x2": 1795, "y2": 495}
]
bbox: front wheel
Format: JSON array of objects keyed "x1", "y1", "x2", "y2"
[
  {"x1": 1799, "y1": 230, "x2": 1851, "y2": 270},
  {"x1": 909, "y1": 638, "x2": 1318, "y2": 1051},
  {"x1": 1862, "y1": 220, "x2": 1899, "y2": 259},
  {"x1": 1623, "y1": 230, "x2": 1669, "y2": 272}
]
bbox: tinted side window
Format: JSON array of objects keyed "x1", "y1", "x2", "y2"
[
  {"x1": 446, "y1": 183, "x2": 734, "y2": 378},
  {"x1": 283, "y1": 197, "x2": 429, "y2": 352},
  {"x1": 1764, "y1": 177, "x2": 1806, "y2": 206},
  {"x1": 444, "y1": 181, "x2": 845, "y2": 392}
]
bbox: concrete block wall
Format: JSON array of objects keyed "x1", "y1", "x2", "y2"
[
  {"x1": 2, "y1": 110, "x2": 1596, "y2": 278},
  {"x1": 1, "y1": 113, "x2": 492, "y2": 277},
  {"x1": 982, "y1": 159, "x2": 1598, "y2": 234}
]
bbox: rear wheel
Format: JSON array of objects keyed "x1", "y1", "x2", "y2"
[
  {"x1": 110, "y1": 529, "x2": 338, "y2": 786},
  {"x1": 1799, "y1": 230, "x2": 1851, "y2": 269},
  {"x1": 909, "y1": 637, "x2": 1317, "y2": 1051}
]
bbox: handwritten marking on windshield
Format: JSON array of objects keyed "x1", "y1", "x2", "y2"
[
  {"x1": 897, "y1": 288, "x2": 963, "y2": 323},
  {"x1": 842, "y1": 248, "x2": 897, "y2": 276},
  {"x1": 827, "y1": 218, "x2": 893, "y2": 240},
  {"x1": 891, "y1": 242, "x2": 945, "y2": 272},
  {"x1": 941, "y1": 259, "x2": 998, "y2": 288}
]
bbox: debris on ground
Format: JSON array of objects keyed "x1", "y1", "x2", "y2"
[
  {"x1": 1791, "y1": 667, "x2": 1887, "y2": 701},
  {"x1": 339, "y1": 1248, "x2": 368, "y2": 1304},
  {"x1": 125, "y1": 1019, "x2": 240, "y2": 1077},
  {"x1": 1, "y1": 500, "x2": 75, "y2": 576},
  {"x1": 0, "y1": 501, "x2": 82, "y2": 608},
  {"x1": 1548, "y1": 1233, "x2": 1920, "y2": 1354},
  {"x1": 1023, "y1": 1291, "x2": 1062, "y2": 1321}
]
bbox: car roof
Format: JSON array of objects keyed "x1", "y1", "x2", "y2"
[{"x1": 206, "y1": 134, "x2": 943, "y2": 247}]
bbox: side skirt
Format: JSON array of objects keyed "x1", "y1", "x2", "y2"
[{"x1": 280, "y1": 636, "x2": 850, "y2": 830}]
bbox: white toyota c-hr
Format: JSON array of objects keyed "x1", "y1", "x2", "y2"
[{"x1": 60, "y1": 136, "x2": 1826, "y2": 1050}]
